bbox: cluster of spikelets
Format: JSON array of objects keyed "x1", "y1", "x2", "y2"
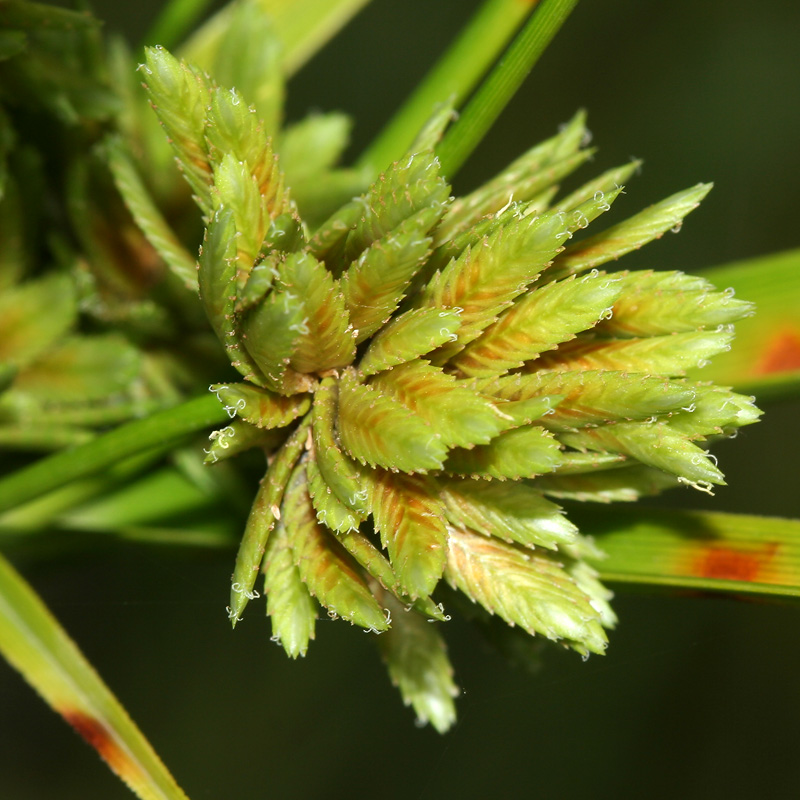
[{"x1": 139, "y1": 42, "x2": 760, "y2": 731}]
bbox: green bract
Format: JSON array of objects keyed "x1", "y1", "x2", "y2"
[{"x1": 138, "y1": 40, "x2": 760, "y2": 732}]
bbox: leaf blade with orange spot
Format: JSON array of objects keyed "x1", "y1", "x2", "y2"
[{"x1": 0, "y1": 552, "x2": 190, "y2": 800}]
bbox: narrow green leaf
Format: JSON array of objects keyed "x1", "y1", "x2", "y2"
[
  {"x1": 693, "y1": 248, "x2": 800, "y2": 400},
  {"x1": 228, "y1": 418, "x2": 310, "y2": 625},
  {"x1": 374, "y1": 588, "x2": 458, "y2": 734},
  {"x1": 440, "y1": 477, "x2": 578, "y2": 550},
  {"x1": 436, "y1": 112, "x2": 592, "y2": 244},
  {"x1": 359, "y1": 308, "x2": 462, "y2": 376},
  {"x1": 578, "y1": 506, "x2": 800, "y2": 600},
  {"x1": 0, "y1": 553, "x2": 190, "y2": 800},
  {"x1": 337, "y1": 369, "x2": 447, "y2": 473},
  {"x1": 0, "y1": 424, "x2": 93, "y2": 451},
  {"x1": 369, "y1": 359, "x2": 506, "y2": 448},
  {"x1": 444, "y1": 526, "x2": 607, "y2": 656},
  {"x1": 0, "y1": 394, "x2": 229, "y2": 515},
  {"x1": 285, "y1": 462, "x2": 388, "y2": 630},
  {"x1": 181, "y1": 0, "x2": 371, "y2": 79},
  {"x1": 368, "y1": 469, "x2": 448, "y2": 600},
  {"x1": 436, "y1": 0, "x2": 581, "y2": 177},
  {"x1": 549, "y1": 183, "x2": 713, "y2": 278},
  {"x1": 358, "y1": 0, "x2": 532, "y2": 174}
]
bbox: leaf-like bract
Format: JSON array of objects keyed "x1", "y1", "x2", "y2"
[{"x1": 0, "y1": 274, "x2": 76, "y2": 368}]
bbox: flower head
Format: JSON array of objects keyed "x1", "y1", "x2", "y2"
[{"x1": 143, "y1": 46, "x2": 760, "y2": 732}]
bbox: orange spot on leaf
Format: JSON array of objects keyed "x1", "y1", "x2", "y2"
[
  {"x1": 62, "y1": 710, "x2": 143, "y2": 784},
  {"x1": 692, "y1": 543, "x2": 778, "y2": 583},
  {"x1": 757, "y1": 330, "x2": 800, "y2": 375}
]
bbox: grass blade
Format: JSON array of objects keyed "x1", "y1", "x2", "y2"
[
  {"x1": 0, "y1": 552, "x2": 190, "y2": 799},
  {"x1": 694, "y1": 248, "x2": 800, "y2": 401},
  {"x1": 579, "y1": 506, "x2": 800, "y2": 600}
]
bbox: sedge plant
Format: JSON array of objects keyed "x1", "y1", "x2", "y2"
[{"x1": 0, "y1": 0, "x2": 799, "y2": 797}]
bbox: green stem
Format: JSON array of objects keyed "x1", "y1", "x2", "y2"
[
  {"x1": 141, "y1": 0, "x2": 215, "y2": 49},
  {"x1": 356, "y1": 0, "x2": 536, "y2": 175},
  {"x1": 436, "y1": 0, "x2": 580, "y2": 178},
  {"x1": 0, "y1": 394, "x2": 227, "y2": 516}
]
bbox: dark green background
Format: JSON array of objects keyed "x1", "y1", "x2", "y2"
[{"x1": 2, "y1": 1, "x2": 800, "y2": 798}]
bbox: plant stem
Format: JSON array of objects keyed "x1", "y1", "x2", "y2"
[
  {"x1": 356, "y1": 0, "x2": 536, "y2": 175},
  {"x1": 0, "y1": 394, "x2": 227, "y2": 516},
  {"x1": 141, "y1": 0, "x2": 215, "y2": 49},
  {"x1": 436, "y1": 0, "x2": 580, "y2": 178}
]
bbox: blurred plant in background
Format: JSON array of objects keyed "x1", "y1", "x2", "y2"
[{"x1": 0, "y1": 1, "x2": 799, "y2": 797}]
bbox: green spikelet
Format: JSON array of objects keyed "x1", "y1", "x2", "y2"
[{"x1": 141, "y1": 48, "x2": 760, "y2": 729}]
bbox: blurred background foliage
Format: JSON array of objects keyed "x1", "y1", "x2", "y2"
[{"x1": 1, "y1": 0, "x2": 799, "y2": 797}]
